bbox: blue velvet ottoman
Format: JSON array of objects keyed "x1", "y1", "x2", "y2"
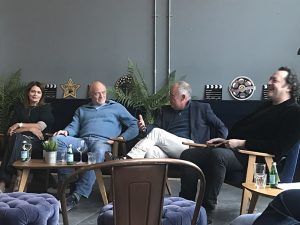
[
  {"x1": 0, "y1": 192, "x2": 59, "y2": 225},
  {"x1": 98, "y1": 196, "x2": 207, "y2": 225}
]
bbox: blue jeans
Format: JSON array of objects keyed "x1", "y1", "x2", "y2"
[
  {"x1": 230, "y1": 213, "x2": 261, "y2": 225},
  {"x1": 52, "y1": 135, "x2": 111, "y2": 198}
]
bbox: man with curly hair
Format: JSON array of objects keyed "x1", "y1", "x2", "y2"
[{"x1": 180, "y1": 67, "x2": 300, "y2": 224}]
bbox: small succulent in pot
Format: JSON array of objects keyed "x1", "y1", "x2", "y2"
[{"x1": 42, "y1": 139, "x2": 58, "y2": 152}]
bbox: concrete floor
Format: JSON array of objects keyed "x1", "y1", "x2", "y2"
[{"x1": 58, "y1": 178, "x2": 272, "y2": 225}]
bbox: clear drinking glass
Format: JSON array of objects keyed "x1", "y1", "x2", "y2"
[
  {"x1": 58, "y1": 151, "x2": 66, "y2": 163},
  {"x1": 87, "y1": 152, "x2": 96, "y2": 164},
  {"x1": 76, "y1": 140, "x2": 87, "y2": 164},
  {"x1": 254, "y1": 163, "x2": 266, "y2": 189}
]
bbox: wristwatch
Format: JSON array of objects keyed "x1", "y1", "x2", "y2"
[{"x1": 18, "y1": 122, "x2": 23, "y2": 128}]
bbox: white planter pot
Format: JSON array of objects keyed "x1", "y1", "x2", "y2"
[{"x1": 45, "y1": 151, "x2": 57, "y2": 164}]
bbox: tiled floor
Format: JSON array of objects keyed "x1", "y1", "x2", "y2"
[{"x1": 58, "y1": 178, "x2": 272, "y2": 225}]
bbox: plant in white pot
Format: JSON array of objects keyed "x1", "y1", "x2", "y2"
[{"x1": 42, "y1": 139, "x2": 58, "y2": 164}]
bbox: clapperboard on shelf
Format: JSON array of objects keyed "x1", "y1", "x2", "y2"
[
  {"x1": 44, "y1": 83, "x2": 57, "y2": 99},
  {"x1": 204, "y1": 85, "x2": 222, "y2": 100},
  {"x1": 262, "y1": 84, "x2": 269, "y2": 100}
]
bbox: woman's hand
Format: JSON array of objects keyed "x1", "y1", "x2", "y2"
[
  {"x1": 7, "y1": 123, "x2": 20, "y2": 136},
  {"x1": 29, "y1": 127, "x2": 44, "y2": 140}
]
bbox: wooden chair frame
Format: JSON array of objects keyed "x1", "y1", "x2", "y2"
[
  {"x1": 59, "y1": 158, "x2": 206, "y2": 225},
  {"x1": 182, "y1": 142, "x2": 274, "y2": 214}
]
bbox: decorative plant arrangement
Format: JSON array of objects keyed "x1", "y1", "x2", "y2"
[
  {"x1": 109, "y1": 60, "x2": 176, "y2": 124},
  {"x1": 42, "y1": 139, "x2": 58, "y2": 164},
  {"x1": 42, "y1": 139, "x2": 58, "y2": 152},
  {"x1": 0, "y1": 69, "x2": 26, "y2": 133}
]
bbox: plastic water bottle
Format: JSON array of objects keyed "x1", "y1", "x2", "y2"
[
  {"x1": 66, "y1": 144, "x2": 74, "y2": 165},
  {"x1": 269, "y1": 162, "x2": 279, "y2": 188},
  {"x1": 21, "y1": 140, "x2": 28, "y2": 162}
]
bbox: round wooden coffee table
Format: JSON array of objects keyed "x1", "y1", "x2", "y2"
[
  {"x1": 241, "y1": 182, "x2": 283, "y2": 213},
  {"x1": 13, "y1": 159, "x2": 108, "y2": 204}
]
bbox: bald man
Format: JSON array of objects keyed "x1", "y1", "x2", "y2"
[{"x1": 53, "y1": 81, "x2": 138, "y2": 211}]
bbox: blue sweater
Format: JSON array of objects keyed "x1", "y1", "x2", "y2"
[{"x1": 65, "y1": 100, "x2": 139, "y2": 141}]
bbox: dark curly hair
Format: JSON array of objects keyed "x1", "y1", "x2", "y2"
[{"x1": 278, "y1": 66, "x2": 299, "y2": 99}]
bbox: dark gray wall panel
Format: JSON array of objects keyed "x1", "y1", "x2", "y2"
[
  {"x1": 0, "y1": 0, "x2": 154, "y2": 98},
  {"x1": 171, "y1": 0, "x2": 300, "y2": 99},
  {"x1": 1, "y1": 0, "x2": 300, "y2": 99}
]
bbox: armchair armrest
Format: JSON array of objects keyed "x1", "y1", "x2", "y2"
[
  {"x1": 182, "y1": 142, "x2": 207, "y2": 148},
  {"x1": 238, "y1": 149, "x2": 274, "y2": 158},
  {"x1": 182, "y1": 141, "x2": 275, "y2": 180},
  {"x1": 183, "y1": 141, "x2": 275, "y2": 181},
  {"x1": 238, "y1": 149, "x2": 274, "y2": 173},
  {"x1": 108, "y1": 137, "x2": 126, "y2": 157},
  {"x1": 109, "y1": 137, "x2": 126, "y2": 143}
]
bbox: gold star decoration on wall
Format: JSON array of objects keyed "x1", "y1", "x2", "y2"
[{"x1": 61, "y1": 78, "x2": 80, "y2": 98}]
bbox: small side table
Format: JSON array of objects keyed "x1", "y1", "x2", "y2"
[
  {"x1": 241, "y1": 182, "x2": 283, "y2": 214},
  {"x1": 13, "y1": 159, "x2": 108, "y2": 205}
]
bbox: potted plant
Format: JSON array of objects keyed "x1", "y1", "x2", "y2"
[
  {"x1": 108, "y1": 60, "x2": 176, "y2": 124},
  {"x1": 42, "y1": 139, "x2": 58, "y2": 164}
]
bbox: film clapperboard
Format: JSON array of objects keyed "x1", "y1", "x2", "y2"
[
  {"x1": 262, "y1": 84, "x2": 268, "y2": 100},
  {"x1": 44, "y1": 83, "x2": 57, "y2": 99},
  {"x1": 204, "y1": 85, "x2": 222, "y2": 100}
]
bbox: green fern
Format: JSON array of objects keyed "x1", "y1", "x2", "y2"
[
  {"x1": 0, "y1": 69, "x2": 26, "y2": 133},
  {"x1": 108, "y1": 60, "x2": 176, "y2": 123}
]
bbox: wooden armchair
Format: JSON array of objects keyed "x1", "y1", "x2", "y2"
[
  {"x1": 182, "y1": 140, "x2": 300, "y2": 214},
  {"x1": 60, "y1": 159, "x2": 207, "y2": 225}
]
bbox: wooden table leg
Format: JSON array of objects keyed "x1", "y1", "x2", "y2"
[
  {"x1": 248, "y1": 192, "x2": 259, "y2": 213},
  {"x1": 18, "y1": 168, "x2": 30, "y2": 192},
  {"x1": 240, "y1": 155, "x2": 256, "y2": 214},
  {"x1": 240, "y1": 188, "x2": 252, "y2": 214},
  {"x1": 94, "y1": 169, "x2": 108, "y2": 205}
]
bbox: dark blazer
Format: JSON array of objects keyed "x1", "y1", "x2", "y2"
[{"x1": 147, "y1": 101, "x2": 228, "y2": 143}]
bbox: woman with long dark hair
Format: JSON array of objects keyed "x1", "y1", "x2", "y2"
[{"x1": 0, "y1": 81, "x2": 54, "y2": 192}]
